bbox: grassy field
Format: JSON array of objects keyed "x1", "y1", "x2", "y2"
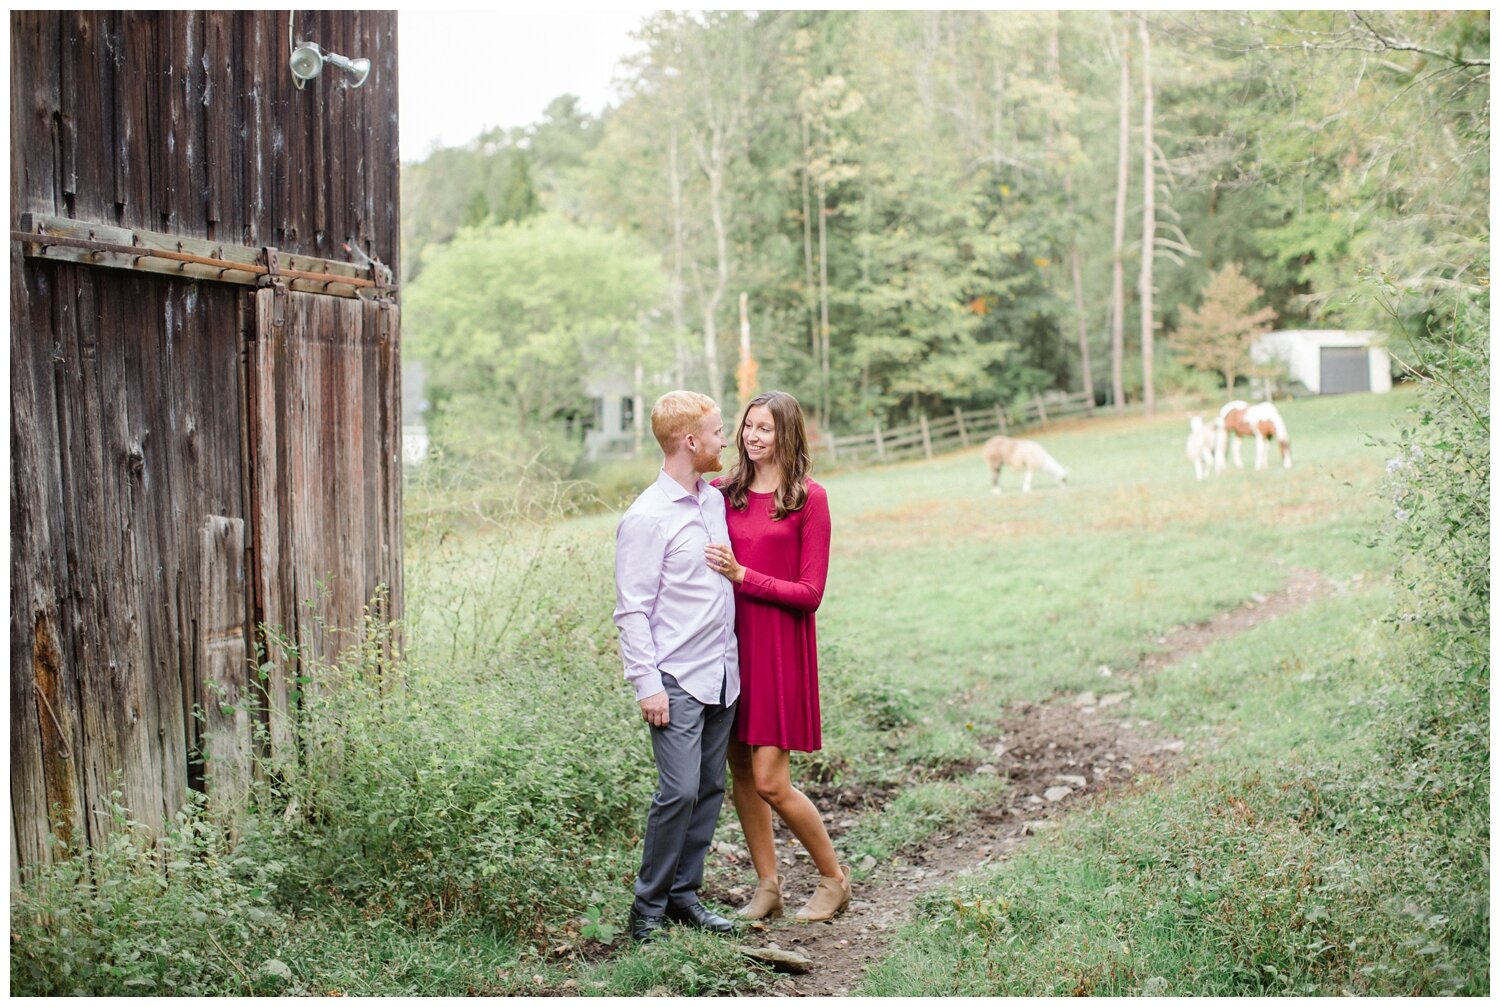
[{"x1": 13, "y1": 386, "x2": 1486, "y2": 995}]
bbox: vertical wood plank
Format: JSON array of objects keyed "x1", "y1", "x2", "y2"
[
  {"x1": 10, "y1": 255, "x2": 85, "y2": 869},
  {"x1": 115, "y1": 274, "x2": 180, "y2": 831},
  {"x1": 12, "y1": 12, "x2": 62, "y2": 216},
  {"x1": 378, "y1": 301, "x2": 404, "y2": 635},
  {"x1": 118, "y1": 11, "x2": 155, "y2": 227},
  {"x1": 240, "y1": 11, "x2": 269, "y2": 246},
  {"x1": 57, "y1": 14, "x2": 80, "y2": 206},
  {"x1": 250, "y1": 288, "x2": 296, "y2": 771},
  {"x1": 199, "y1": 516, "x2": 251, "y2": 825},
  {"x1": 202, "y1": 12, "x2": 234, "y2": 232}
]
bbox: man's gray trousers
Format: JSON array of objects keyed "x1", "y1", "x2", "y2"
[{"x1": 632, "y1": 672, "x2": 736, "y2": 916}]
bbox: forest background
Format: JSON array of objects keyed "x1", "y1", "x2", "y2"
[{"x1": 399, "y1": 9, "x2": 1488, "y2": 482}]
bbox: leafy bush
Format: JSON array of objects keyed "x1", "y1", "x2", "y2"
[
  {"x1": 256, "y1": 581, "x2": 649, "y2": 939},
  {"x1": 11, "y1": 792, "x2": 292, "y2": 996},
  {"x1": 1372, "y1": 292, "x2": 1490, "y2": 985}
]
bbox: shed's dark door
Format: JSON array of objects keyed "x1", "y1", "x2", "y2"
[
  {"x1": 246, "y1": 288, "x2": 402, "y2": 769},
  {"x1": 1319, "y1": 347, "x2": 1371, "y2": 394}
]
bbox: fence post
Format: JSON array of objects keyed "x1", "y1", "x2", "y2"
[
  {"x1": 824, "y1": 430, "x2": 838, "y2": 462},
  {"x1": 919, "y1": 414, "x2": 933, "y2": 459},
  {"x1": 1035, "y1": 393, "x2": 1048, "y2": 426},
  {"x1": 873, "y1": 421, "x2": 885, "y2": 461},
  {"x1": 955, "y1": 407, "x2": 968, "y2": 446},
  {"x1": 995, "y1": 404, "x2": 1008, "y2": 435}
]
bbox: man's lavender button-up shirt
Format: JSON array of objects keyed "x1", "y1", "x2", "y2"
[{"x1": 613, "y1": 469, "x2": 740, "y2": 707}]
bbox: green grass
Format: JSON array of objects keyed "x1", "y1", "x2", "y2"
[
  {"x1": 841, "y1": 389, "x2": 1487, "y2": 995},
  {"x1": 16, "y1": 386, "x2": 1484, "y2": 996},
  {"x1": 860, "y1": 585, "x2": 1486, "y2": 995}
]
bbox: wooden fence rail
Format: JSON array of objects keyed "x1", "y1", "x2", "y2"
[{"x1": 815, "y1": 391, "x2": 1094, "y2": 468}]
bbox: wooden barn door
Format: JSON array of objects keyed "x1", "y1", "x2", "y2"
[{"x1": 245, "y1": 287, "x2": 403, "y2": 770}]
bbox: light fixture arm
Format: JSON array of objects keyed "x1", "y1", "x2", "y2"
[{"x1": 289, "y1": 39, "x2": 371, "y2": 89}]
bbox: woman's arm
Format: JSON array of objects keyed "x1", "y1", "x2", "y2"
[{"x1": 732, "y1": 485, "x2": 830, "y2": 613}]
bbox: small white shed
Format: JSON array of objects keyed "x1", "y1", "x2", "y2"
[
  {"x1": 1251, "y1": 330, "x2": 1392, "y2": 395},
  {"x1": 585, "y1": 371, "x2": 643, "y2": 461}
]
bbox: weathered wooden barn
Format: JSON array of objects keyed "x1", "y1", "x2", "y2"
[{"x1": 10, "y1": 11, "x2": 403, "y2": 876}]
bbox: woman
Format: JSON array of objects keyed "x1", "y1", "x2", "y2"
[{"x1": 705, "y1": 390, "x2": 850, "y2": 923}]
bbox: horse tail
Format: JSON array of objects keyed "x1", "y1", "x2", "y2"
[
  {"x1": 1266, "y1": 406, "x2": 1292, "y2": 466},
  {"x1": 1270, "y1": 407, "x2": 1289, "y2": 444}
]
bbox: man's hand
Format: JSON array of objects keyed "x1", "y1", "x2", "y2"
[{"x1": 639, "y1": 691, "x2": 670, "y2": 728}]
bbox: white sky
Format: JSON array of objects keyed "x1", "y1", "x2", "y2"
[{"x1": 397, "y1": 7, "x2": 657, "y2": 161}]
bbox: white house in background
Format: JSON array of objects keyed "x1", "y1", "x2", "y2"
[
  {"x1": 585, "y1": 370, "x2": 642, "y2": 461},
  {"x1": 1251, "y1": 330, "x2": 1392, "y2": 396},
  {"x1": 402, "y1": 360, "x2": 430, "y2": 465}
]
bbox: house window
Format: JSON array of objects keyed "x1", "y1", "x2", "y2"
[{"x1": 620, "y1": 396, "x2": 635, "y2": 432}]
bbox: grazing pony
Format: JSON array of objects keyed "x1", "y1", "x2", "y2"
[
  {"x1": 1185, "y1": 415, "x2": 1219, "y2": 480},
  {"x1": 983, "y1": 435, "x2": 1069, "y2": 494},
  {"x1": 1215, "y1": 400, "x2": 1292, "y2": 471}
]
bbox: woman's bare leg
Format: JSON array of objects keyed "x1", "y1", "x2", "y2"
[
  {"x1": 728, "y1": 737, "x2": 780, "y2": 881},
  {"x1": 750, "y1": 745, "x2": 841, "y2": 878}
]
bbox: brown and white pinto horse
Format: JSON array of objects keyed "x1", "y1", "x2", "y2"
[{"x1": 1214, "y1": 400, "x2": 1292, "y2": 471}]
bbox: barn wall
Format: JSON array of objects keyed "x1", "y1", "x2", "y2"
[{"x1": 10, "y1": 11, "x2": 402, "y2": 874}]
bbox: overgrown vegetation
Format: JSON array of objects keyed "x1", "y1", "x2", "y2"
[{"x1": 17, "y1": 385, "x2": 1483, "y2": 995}]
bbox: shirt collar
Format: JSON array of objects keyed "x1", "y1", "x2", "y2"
[{"x1": 655, "y1": 468, "x2": 707, "y2": 503}]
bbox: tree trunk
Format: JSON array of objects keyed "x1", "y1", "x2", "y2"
[
  {"x1": 1138, "y1": 14, "x2": 1156, "y2": 417},
  {"x1": 700, "y1": 138, "x2": 729, "y2": 405},
  {"x1": 1070, "y1": 245, "x2": 1096, "y2": 414},
  {"x1": 801, "y1": 114, "x2": 818, "y2": 381},
  {"x1": 817, "y1": 178, "x2": 831, "y2": 426},
  {"x1": 1109, "y1": 24, "x2": 1131, "y2": 414},
  {"x1": 1052, "y1": 15, "x2": 1095, "y2": 415},
  {"x1": 667, "y1": 125, "x2": 691, "y2": 387}
]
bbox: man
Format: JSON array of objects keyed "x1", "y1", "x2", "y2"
[{"x1": 613, "y1": 390, "x2": 740, "y2": 943}]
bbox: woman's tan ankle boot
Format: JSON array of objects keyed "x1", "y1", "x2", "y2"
[
  {"x1": 794, "y1": 865, "x2": 851, "y2": 923},
  {"x1": 738, "y1": 875, "x2": 784, "y2": 920}
]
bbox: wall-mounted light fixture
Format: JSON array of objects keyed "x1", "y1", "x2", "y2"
[{"x1": 289, "y1": 41, "x2": 371, "y2": 89}]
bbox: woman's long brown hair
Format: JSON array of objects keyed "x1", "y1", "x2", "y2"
[{"x1": 721, "y1": 390, "x2": 812, "y2": 520}]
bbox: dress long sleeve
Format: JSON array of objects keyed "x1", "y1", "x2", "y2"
[{"x1": 737, "y1": 484, "x2": 830, "y2": 613}]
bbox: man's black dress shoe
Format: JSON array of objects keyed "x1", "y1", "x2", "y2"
[
  {"x1": 628, "y1": 908, "x2": 666, "y2": 943},
  {"x1": 665, "y1": 901, "x2": 735, "y2": 934}
]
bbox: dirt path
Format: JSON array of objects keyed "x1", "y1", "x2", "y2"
[{"x1": 708, "y1": 567, "x2": 1336, "y2": 996}]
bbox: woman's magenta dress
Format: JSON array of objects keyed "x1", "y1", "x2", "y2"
[{"x1": 717, "y1": 479, "x2": 831, "y2": 752}]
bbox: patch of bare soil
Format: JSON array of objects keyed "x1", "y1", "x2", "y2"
[
  {"x1": 702, "y1": 567, "x2": 1336, "y2": 996},
  {"x1": 1130, "y1": 566, "x2": 1335, "y2": 676}
]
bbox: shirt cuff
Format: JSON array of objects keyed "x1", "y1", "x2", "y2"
[{"x1": 630, "y1": 670, "x2": 665, "y2": 702}]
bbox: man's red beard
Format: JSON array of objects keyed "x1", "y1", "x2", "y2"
[{"x1": 694, "y1": 444, "x2": 724, "y2": 472}]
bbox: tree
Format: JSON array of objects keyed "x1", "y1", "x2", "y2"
[
  {"x1": 403, "y1": 215, "x2": 667, "y2": 468},
  {"x1": 1168, "y1": 262, "x2": 1278, "y2": 390},
  {"x1": 1108, "y1": 19, "x2": 1131, "y2": 413},
  {"x1": 1138, "y1": 14, "x2": 1157, "y2": 415}
]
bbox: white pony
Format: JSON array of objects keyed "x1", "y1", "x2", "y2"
[
  {"x1": 1214, "y1": 400, "x2": 1292, "y2": 471},
  {"x1": 983, "y1": 435, "x2": 1069, "y2": 494},
  {"x1": 1185, "y1": 415, "x2": 1219, "y2": 480}
]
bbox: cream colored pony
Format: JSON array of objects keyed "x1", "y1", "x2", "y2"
[
  {"x1": 1185, "y1": 415, "x2": 1219, "y2": 480},
  {"x1": 983, "y1": 435, "x2": 1069, "y2": 494}
]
